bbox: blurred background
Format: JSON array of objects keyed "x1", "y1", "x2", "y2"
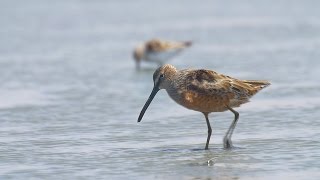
[{"x1": 0, "y1": 0, "x2": 320, "y2": 179}]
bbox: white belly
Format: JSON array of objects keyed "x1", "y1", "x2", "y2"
[{"x1": 144, "y1": 50, "x2": 182, "y2": 64}]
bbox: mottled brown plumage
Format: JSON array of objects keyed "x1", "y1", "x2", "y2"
[
  {"x1": 133, "y1": 39, "x2": 192, "y2": 69},
  {"x1": 138, "y1": 64, "x2": 270, "y2": 150},
  {"x1": 145, "y1": 38, "x2": 192, "y2": 52}
]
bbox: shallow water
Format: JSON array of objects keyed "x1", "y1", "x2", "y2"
[{"x1": 1, "y1": 0, "x2": 320, "y2": 179}]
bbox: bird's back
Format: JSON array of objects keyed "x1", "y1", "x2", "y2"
[
  {"x1": 168, "y1": 69, "x2": 270, "y2": 113},
  {"x1": 142, "y1": 39, "x2": 191, "y2": 64},
  {"x1": 145, "y1": 39, "x2": 192, "y2": 52}
]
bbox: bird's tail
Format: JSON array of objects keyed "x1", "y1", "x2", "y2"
[{"x1": 243, "y1": 80, "x2": 271, "y2": 90}]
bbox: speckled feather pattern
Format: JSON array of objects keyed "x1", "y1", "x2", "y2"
[
  {"x1": 157, "y1": 65, "x2": 270, "y2": 113},
  {"x1": 145, "y1": 39, "x2": 192, "y2": 52}
]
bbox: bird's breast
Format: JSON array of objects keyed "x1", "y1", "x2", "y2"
[{"x1": 166, "y1": 88, "x2": 230, "y2": 113}]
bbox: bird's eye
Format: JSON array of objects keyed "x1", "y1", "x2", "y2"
[{"x1": 159, "y1": 74, "x2": 164, "y2": 78}]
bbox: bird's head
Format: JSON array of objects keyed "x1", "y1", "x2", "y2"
[
  {"x1": 138, "y1": 64, "x2": 177, "y2": 122},
  {"x1": 133, "y1": 45, "x2": 144, "y2": 69}
]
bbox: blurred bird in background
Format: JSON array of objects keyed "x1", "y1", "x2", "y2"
[{"x1": 133, "y1": 38, "x2": 192, "y2": 69}]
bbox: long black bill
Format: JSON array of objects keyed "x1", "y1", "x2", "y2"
[{"x1": 137, "y1": 83, "x2": 160, "y2": 122}]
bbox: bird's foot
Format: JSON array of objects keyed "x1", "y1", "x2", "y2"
[
  {"x1": 204, "y1": 144, "x2": 209, "y2": 150},
  {"x1": 223, "y1": 137, "x2": 233, "y2": 149}
]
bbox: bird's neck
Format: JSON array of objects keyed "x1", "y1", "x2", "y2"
[{"x1": 164, "y1": 71, "x2": 183, "y2": 103}]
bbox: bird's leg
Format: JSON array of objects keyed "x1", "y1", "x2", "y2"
[
  {"x1": 203, "y1": 113, "x2": 212, "y2": 150},
  {"x1": 223, "y1": 106, "x2": 239, "y2": 149},
  {"x1": 136, "y1": 62, "x2": 141, "y2": 70}
]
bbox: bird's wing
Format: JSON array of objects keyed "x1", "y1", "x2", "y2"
[
  {"x1": 185, "y1": 70, "x2": 257, "y2": 100},
  {"x1": 146, "y1": 39, "x2": 192, "y2": 52}
]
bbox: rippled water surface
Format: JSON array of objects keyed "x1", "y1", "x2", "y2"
[{"x1": 1, "y1": 0, "x2": 320, "y2": 179}]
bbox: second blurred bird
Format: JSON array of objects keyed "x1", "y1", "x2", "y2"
[{"x1": 133, "y1": 38, "x2": 192, "y2": 69}]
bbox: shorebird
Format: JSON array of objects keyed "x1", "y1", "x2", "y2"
[
  {"x1": 133, "y1": 39, "x2": 192, "y2": 69},
  {"x1": 138, "y1": 64, "x2": 270, "y2": 150}
]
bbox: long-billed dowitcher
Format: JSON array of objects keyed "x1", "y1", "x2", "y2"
[
  {"x1": 133, "y1": 39, "x2": 192, "y2": 69},
  {"x1": 138, "y1": 64, "x2": 270, "y2": 150}
]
